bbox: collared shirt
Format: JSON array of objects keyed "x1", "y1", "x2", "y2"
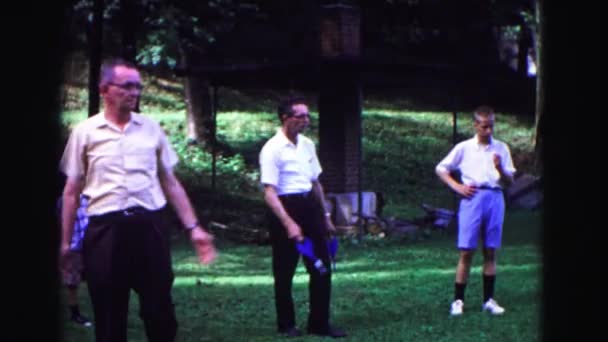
[
  {"x1": 259, "y1": 128, "x2": 322, "y2": 195},
  {"x1": 436, "y1": 135, "x2": 516, "y2": 188},
  {"x1": 57, "y1": 194, "x2": 89, "y2": 251},
  {"x1": 60, "y1": 112, "x2": 179, "y2": 216}
]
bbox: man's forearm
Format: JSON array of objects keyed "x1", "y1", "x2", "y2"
[
  {"x1": 160, "y1": 171, "x2": 201, "y2": 230},
  {"x1": 61, "y1": 194, "x2": 78, "y2": 247},
  {"x1": 264, "y1": 186, "x2": 295, "y2": 229},
  {"x1": 311, "y1": 181, "x2": 330, "y2": 216},
  {"x1": 61, "y1": 177, "x2": 83, "y2": 247}
]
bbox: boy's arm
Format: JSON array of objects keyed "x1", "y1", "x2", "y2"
[
  {"x1": 435, "y1": 145, "x2": 477, "y2": 199},
  {"x1": 493, "y1": 145, "x2": 516, "y2": 187},
  {"x1": 494, "y1": 155, "x2": 514, "y2": 187},
  {"x1": 436, "y1": 168, "x2": 477, "y2": 199}
]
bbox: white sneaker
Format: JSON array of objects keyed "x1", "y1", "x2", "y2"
[
  {"x1": 482, "y1": 298, "x2": 505, "y2": 315},
  {"x1": 450, "y1": 299, "x2": 464, "y2": 316}
]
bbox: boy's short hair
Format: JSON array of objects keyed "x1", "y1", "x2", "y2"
[{"x1": 473, "y1": 105, "x2": 495, "y2": 121}]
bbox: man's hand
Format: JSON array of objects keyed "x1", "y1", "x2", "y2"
[
  {"x1": 189, "y1": 227, "x2": 217, "y2": 265},
  {"x1": 59, "y1": 242, "x2": 71, "y2": 271},
  {"x1": 325, "y1": 216, "x2": 337, "y2": 235},
  {"x1": 285, "y1": 221, "x2": 304, "y2": 242}
]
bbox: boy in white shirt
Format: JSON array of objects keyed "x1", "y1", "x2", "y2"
[{"x1": 435, "y1": 105, "x2": 516, "y2": 316}]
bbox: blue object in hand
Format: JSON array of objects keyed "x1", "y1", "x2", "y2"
[{"x1": 296, "y1": 238, "x2": 328, "y2": 275}]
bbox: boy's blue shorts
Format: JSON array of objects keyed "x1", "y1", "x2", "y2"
[{"x1": 457, "y1": 189, "x2": 505, "y2": 250}]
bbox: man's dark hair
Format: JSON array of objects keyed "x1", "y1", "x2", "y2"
[
  {"x1": 99, "y1": 58, "x2": 138, "y2": 87},
  {"x1": 277, "y1": 95, "x2": 307, "y2": 122}
]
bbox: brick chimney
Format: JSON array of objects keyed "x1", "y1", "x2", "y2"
[
  {"x1": 319, "y1": 4, "x2": 361, "y2": 58},
  {"x1": 317, "y1": 4, "x2": 362, "y2": 194}
]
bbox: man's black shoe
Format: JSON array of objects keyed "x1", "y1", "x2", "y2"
[
  {"x1": 278, "y1": 326, "x2": 302, "y2": 337},
  {"x1": 307, "y1": 325, "x2": 347, "y2": 338}
]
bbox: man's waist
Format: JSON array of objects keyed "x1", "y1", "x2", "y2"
[
  {"x1": 85, "y1": 195, "x2": 166, "y2": 215},
  {"x1": 82, "y1": 187, "x2": 166, "y2": 213},
  {"x1": 88, "y1": 205, "x2": 163, "y2": 222},
  {"x1": 279, "y1": 191, "x2": 312, "y2": 200}
]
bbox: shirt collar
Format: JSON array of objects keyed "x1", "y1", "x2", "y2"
[
  {"x1": 474, "y1": 134, "x2": 494, "y2": 149},
  {"x1": 92, "y1": 111, "x2": 143, "y2": 129},
  {"x1": 275, "y1": 127, "x2": 298, "y2": 147}
]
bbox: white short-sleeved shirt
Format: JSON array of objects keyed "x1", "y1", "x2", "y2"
[
  {"x1": 259, "y1": 129, "x2": 322, "y2": 195},
  {"x1": 60, "y1": 112, "x2": 179, "y2": 215},
  {"x1": 435, "y1": 135, "x2": 516, "y2": 188}
]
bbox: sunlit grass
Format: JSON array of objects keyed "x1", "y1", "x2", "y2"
[{"x1": 62, "y1": 210, "x2": 541, "y2": 341}]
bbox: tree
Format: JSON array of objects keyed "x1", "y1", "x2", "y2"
[
  {"x1": 70, "y1": 0, "x2": 540, "y2": 142},
  {"x1": 87, "y1": 0, "x2": 103, "y2": 117},
  {"x1": 533, "y1": 0, "x2": 543, "y2": 173},
  {"x1": 120, "y1": 0, "x2": 138, "y2": 62},
  {"x1": 134, "y1": 1, "x2": 257, "y2": 145}
]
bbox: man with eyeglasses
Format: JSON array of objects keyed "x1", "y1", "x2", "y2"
[
  {"x1": 259, "y1": 96, "x2": 346, "y2": 338},
  {"x1": 59, "y1": 58, "x2": 217, "y2": 342}
]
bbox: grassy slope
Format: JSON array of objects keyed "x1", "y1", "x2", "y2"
[
  {"x1": 61, "y1": 78, "x2": 537, "y2": 222},
  {"x1": 60, "y1": 75, "x2": 541, "y2": 341}
]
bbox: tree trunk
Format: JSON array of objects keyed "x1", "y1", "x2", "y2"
[
  {"x1": 120, "y1": 0, "x2": 137, "y2": 63},
  {"x1": 517, "y1": 25, "x2": 533, "y2": 77},
  {"x1": 533, "y1": 0, "x2": 544, "y2": 174},
  {"x1": 121, "y1": 0, "x2": 139, "y2": 112},
  {"x1": 180, "y1": 52, "x2": 213, "y2": 146},
  {"x1": 87, "y1": 0, "x2": 104, "y2": 117}
]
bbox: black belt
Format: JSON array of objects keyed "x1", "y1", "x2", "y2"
[
  {"x1": 279, "y1": 191, "x2": 312, "y2": 200},
  {"x1": 89, "y1": 206, "x2": 157, "y2": 222},
  {"x1": 477, "y1": 185, "x2": 503, "y2": 192}
]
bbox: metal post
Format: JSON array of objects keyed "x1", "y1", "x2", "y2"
[
  {"x1": 356, "y1": 84, "x2": 364, "y2": 242},
  {"x1": 452, "y1": 110, "x2": 458, "y2": 211},
  {"x1": 87, "y1": 0, "x2": 103, "y2": 117},
  {"x1": 452, "y1": 110, "x2": 458, "y2": 146},
  {"x1": 211, "y1": 86, "x2": 218, "y2": 191}
]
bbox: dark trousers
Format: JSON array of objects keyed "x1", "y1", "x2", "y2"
[
  {"x1": 267, "y1": 193, "x2": 332, "y2": 331},
  {"x1": 83, "y1": 207, "x2": 177, "y2": 342}
]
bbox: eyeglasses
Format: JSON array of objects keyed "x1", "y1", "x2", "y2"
[
  {"x1": 292, "y1": 113, "x2": 310, "y2": 119},
  {"x1": 108, "y1": 82, "x2": 144, "y2": 91}
]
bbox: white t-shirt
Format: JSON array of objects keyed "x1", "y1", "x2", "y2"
[
  {"x1": 259, "y1": 129, "x2": 322, "y2": 195},
  {"x1": 436, "y1": 135, "x2": 516, "y2": 188}
]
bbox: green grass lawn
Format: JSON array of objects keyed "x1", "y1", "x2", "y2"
[
  {"x1": 61, "y1": 209, "x2": 541, "y2": 342},
  {"x1": 60, "y1": 84, "x2": 540, "y2": 341}
]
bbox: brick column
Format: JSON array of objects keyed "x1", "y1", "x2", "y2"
[
  {"x1": 319, "y1": 4, "x2": 360, "y2": 58},
  {"x1": 318, "y1": 4, "x2": 361, "y2": 193},
  {"x1": 318, "y1": 78, "x2": 361, "y2": 193}
]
